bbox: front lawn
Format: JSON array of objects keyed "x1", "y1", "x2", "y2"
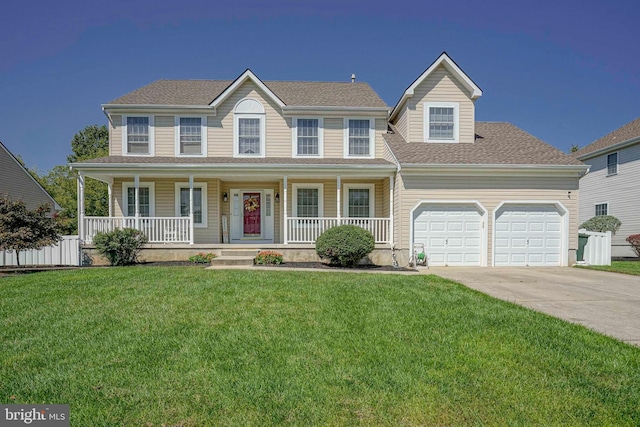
[
  {"x1": 1, "y1": 268, "x2": 639, "y2": 426},
  {"x1": 579, "y1": 260, "x2": 640, "y2": 276}
]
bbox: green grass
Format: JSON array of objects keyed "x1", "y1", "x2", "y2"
[
  {"x1": 579, "y1": 260, "x2": 640, "y2": 276},
  {"x1": 1, "y1": 268, "x2": 640, "y2": 426}
]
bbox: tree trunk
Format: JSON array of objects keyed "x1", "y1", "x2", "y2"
[{"x1": 15, "y1": 250, "x2": 20, "y2": 267}]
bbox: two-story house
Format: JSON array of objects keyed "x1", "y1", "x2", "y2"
[
  {"x1": 574, "y1": 117, "x2": 640, "y2": 257},
  {"x1": 72, "y1": 52, "x2": 587, "y2": 266}
]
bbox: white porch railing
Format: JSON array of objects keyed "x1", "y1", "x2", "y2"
[
  {"x1": 287, "y1": 217, "x2": 390, "y2": 243},
  {"x1": 83, "y1": 217, "x2": 191, "y2": 244}
]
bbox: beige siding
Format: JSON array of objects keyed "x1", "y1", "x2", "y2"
[
  {"x1": 395, "y1": 174, "x2": 580, "y2": 265},
  {"x1": 323, "y1": 118, "x2": 344, "y2": 158},
  {"x1": 374, "y1": 118, "x2": 387, "y2": 159},
  {"x1": 0, "y1": 146, "x2": 57, "y2": 211},
  {"x1": 208, "y1": 81, "x2": 290, "y2": 157},
  {"x1": 406, "y1": 65, "x2": 475, "y2": 143},
  {"x1": 395, "y1": 106, "x2": 408, "y2": 139},
  {"x1": 110, "y1": 115, "x2": 122, "y2": 155},
  {"x1": 154, "y1": 116, "x2": 175, "y2": 157}
]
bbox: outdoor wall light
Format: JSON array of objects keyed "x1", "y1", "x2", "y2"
[
  {"x1": 275, "y1": 193, "x2": 280, "y2": 202},
  {"x1": 223, "y1": 192, "x2": 228, "y2": 202}
]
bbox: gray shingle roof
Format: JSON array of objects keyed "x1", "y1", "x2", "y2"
[
  {"x1": 383, "y1": 122, "x2": 584, "y2": 166},
  {"x1": 573, "y1": 117, "x2": 640, "y2": 159},
  {"x1": 108, "y1": 79, "x2": 388, "y2": 108}
]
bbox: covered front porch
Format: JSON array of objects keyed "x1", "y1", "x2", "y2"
[{"x1": 75, "y1": 165, "x2": 396, "y2": 248}]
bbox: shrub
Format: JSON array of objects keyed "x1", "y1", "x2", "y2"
[
  {"x1": 189, "y1": 252, "x2": 216, "y2": 264},
  {"x1": 626, "y1": 234, "x2": 640, "y2": 257},
  {"x1": 254, "y1": 250, "x2": 283, "y2": 265},
  {"x1": 315, "y1": 225, "x2": 374, "y2": 267},
  {"x1": 580, "y1": 215, "x2": 622, "y2": 234},
  {"x1": 93, "y1": 228, "x2": 148, "y2": 266}
]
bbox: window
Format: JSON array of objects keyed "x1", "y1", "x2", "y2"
[
  {"x1": 123, "y1": 116, "x2": 154, "y2": 155},
  {"x1": 292, "y1": 184, "x2": 323, "y2": 217},
  {"x1": 607, "y1": 152, "x2": 618, "y2": 175},
  {"x1": 234, "y1": 98, "x2": 265, "y2": 157},
  {"x1": 344, "y1": 119, "x2": 374, "y2": 158},
  {"x1": 424, "y1": 102, "x2": 459, "y2": 142},
  {"x1": 595, "y1": 203, "x2": 608, "y2": 216},
  {"x1": 122, "y1": 183, "x2": 155, "y2": 217},
  {"x1": 175, "y1": 183, "x2": 208, "y2": 227},
  {"x1": 176, "y1": 117, "x2": 206, "y2": 156},
  {"x1": 343, "y1": 184, "x2": 374, "y2": 218},
  {"x1": 293, "y1": 118, "x2": 323, "y2": 156}
]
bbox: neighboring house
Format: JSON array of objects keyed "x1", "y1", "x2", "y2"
[
  {"x1": 574, "y1": 117, "x2": 640, "y2": 257},
  {"x1": 71, "y1": 52, "x2": 587, "y2": 266},
  {"x1": 0, "y1": 141, "x2": 61, "y2": 211}
]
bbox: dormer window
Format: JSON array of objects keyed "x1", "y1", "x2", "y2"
[
  {"x1": 424, "y1": 102, "x2": 459, "y2": 143},
  {"x1": 123, "y1": 116, "x2": 154, "y2": 155},
  {"x1": 344, "y1": 118, "x2": 375, "y2": 158},
  {"x1": 234, "y1": 98, "x2": 265, "y2": 157}
]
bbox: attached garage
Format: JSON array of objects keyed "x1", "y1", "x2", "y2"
[
  {"x1": 412, "y1": 202, "x2": 487, "y2": 266},
  {"x1": 493, "y1": 203, "x2": 567, "y2": 266}
]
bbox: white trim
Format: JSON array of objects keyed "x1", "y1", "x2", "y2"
[
  {"x1": 174, "y1": 182, "x2": 208, "y2": 228},
  {"x1": 343, "y1": 118, "x2": 375, "y2": 159},
  {"x1": 343, "y1": 183, "x2": 375, "y2": 218},
  {"x1": 423, "y1": 102, "x2": 459, "y2": 143},
  {"x1": 594, "y1": 202, "x2": 609, "y2": 217},
  {"x1": 292, "y1": 183, "x2": 324, "y2": 217},
  {"x1": 390, "y1": 52, "x2": 482, "y2": 121},
  {"x1": 409, "y1": 200, "x2": 488, "y2": 267},
  {"x1": 211, "y1": 69, "x2": 285, "y2": 109},
  {"x1": 491, "y1": 201, "x2": 569, "y2": 267},
  {"x1": 233, "y1": 98, "x2": 266, "y2": 158},
  {"x1": 122, "y1": 182, "x2": 156, "y2": 217},
  {"x1": 606, "y1": 151, "x2": 619, "y2": 176},
  {"x1": 291, "y1": 117, "x2": 324, "y2": 158},
  {"x1": 122, "y1": 115, "x2": 155, "y2": 157},
  {"x1": 174, "y1": 116, "x2": 207, "y2": 157}
]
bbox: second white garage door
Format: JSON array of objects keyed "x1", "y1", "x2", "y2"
[
  {"x1": 413, "y1": 205, "x2": 483, "y2": 266},
  {"x1": 494, "y1": 205, "x2": 563, "y2": 266}
]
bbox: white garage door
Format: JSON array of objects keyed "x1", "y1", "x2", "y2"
[
  {"x1": 494, "y1": 205, "x2": 563, "y2": 266},
  {"x1": 413, "y1": 205, "x2": 483, "y2": 266}
]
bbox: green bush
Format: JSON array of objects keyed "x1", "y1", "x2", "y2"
[
  {"x1": 580, "y1": 215, "x2": 622, "y2": 234},
  {"x1": 626, "y1": 234, "x2": 640, "y2": 257},
  {"x1": 254, "y1": 250, "x2": 283, "y2": 265},
  {"x1": 93, "y1": 228, "x2": 148, "y2": 266},
  {"x1": 189, "y1": 252, "x2": 216, "y2": 264},
  {"x1": 315, "y1": 225, "x2": 374, "y2": 267}
]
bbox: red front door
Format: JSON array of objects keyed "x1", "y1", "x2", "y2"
[{"x1": 243, "y1": 193, "x2": 261, "y2": 237}]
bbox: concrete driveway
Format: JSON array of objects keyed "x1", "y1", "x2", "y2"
[{"x1": 427, "y1": 267, "x2": 640, "y2": 346}]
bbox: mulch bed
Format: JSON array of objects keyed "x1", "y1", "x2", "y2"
[{"x1": 257, "y1": 261, "x2": 416, "y2": 272}]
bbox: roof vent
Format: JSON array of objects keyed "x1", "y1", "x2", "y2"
[{"x1": 351, "y1": 73, "x2": 356, "y2": 83}]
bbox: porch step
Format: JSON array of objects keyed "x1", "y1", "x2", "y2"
[
  {"x1": 219, "y1": 249, "x2": 260, "y2": 257},
  {"x1": 210, "y1": 256, "x2": 255, "y2": 267}
]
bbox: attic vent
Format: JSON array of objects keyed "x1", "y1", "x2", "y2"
[{"x1": 351, "y1": 73, "x2": 356, "y2": 83}]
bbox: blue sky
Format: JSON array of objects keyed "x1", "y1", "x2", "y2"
[{"x1": 1, "y1": 0, "x2": 639, "y2": 172}]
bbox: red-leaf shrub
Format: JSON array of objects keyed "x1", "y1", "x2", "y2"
[{"x1": 626, "y1": 234, "x2": 640, "y2": 257}]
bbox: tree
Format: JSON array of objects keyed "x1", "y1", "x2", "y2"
[
  {"x1": 35, "y1": 125, "x2": 109, "y2": 234},
  {"x1": 0, "y1": 195, "x2": 61, "y2": 266},
  {"x1": 580, "y1": 215, "x2": 622, "y2": 234},
  {"x1": 570, "y1": 144, "x2": 579, "y2": 153}
]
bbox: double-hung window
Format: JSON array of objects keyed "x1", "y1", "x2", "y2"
[
  {"x1": 343, "y1": 184, "x2": 374, "y2": 218},
  {"x1": 293, "y1": 118, "x2": 322, "y2": 156},
  {"x1": 344, "y1": 119, "x2": 374, "y2": 158},
  {"x1": 292, "y1": 184, "x2": 323, "y2": 218},
  {"x1": 424, "y1": 102, "x2": 459, "y2": 142},
  {"x1": 124, "y1": 116, "x2": 154, "y2": 155},
  {"x1": 595, "y1": 203, "x2": 608, "y2": 216},
  {"x1": 122, "y1": 183, "x2": 155, "y2": 217},
  {"x1": 234, "y1": 98, "x2": 265, "y2": 157},
  {"x1": 177, "y1": 117, "x2": 206, "y2": 156},
  {"x1": 607, "y1": 152, "x2": 618, "y2": 175},
  {"x1": 175, "y1": 183, "x2": 207, "y2": 227}
]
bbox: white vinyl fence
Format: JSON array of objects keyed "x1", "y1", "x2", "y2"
[
  {"x1": 578, "y1": 229, "x2": 611, "y2": 266},
  {"x1": 0, "y1": 235, "x2": 80, "y2": 266}
]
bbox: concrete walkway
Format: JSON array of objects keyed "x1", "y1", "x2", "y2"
[{"x1": 426, "y1": 267, "x2": 640, "y2": 346}]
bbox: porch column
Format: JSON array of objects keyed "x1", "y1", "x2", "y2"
[
  {"x1": 389, "y1": 175, "x2": 394, "y2": 246},
  {"x1": 107, "y1": 178, "x2": 114, "y2": 217},
  {"x1": 134, "y1": 174, "x2": 140, "y2": 230},
  {"x1": 189, "y1": 175, "x2": 194, "y2": 245},
  {"x1": 77, "y1": 172, "x2": 85, "y2": 242},
  {"x1": 336, "y1": 176, "x2": 341, "y2": 222},
  {"x1": 283, "y1": 176, "x2": 288, "y2": 244}
]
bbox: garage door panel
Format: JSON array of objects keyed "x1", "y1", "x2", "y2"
[{"x1": 495, "y1": 204, "x2": 563, "y2": 267}]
